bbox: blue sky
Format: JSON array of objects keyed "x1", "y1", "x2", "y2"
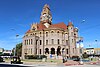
[{"x1": 0, "y1": 0, "x2": 100, "y2": 50}]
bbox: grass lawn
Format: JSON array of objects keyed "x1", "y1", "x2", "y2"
[{"x1": 22, "y1": 58, "x2": 62, "y2": 63}]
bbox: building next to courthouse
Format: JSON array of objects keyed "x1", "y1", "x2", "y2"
[{"x1": 22, "y1": 4, "x2": 83, "y2": 59}]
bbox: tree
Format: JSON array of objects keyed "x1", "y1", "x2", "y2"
[
  {"x1": 15, "y1": 43, "x2": 22, "y2": 57},
  {"x1": 82, "y1": 52, "x2": 88, "y2": 58}
]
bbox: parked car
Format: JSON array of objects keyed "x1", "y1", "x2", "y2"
[
  {"x1": 0, "y1": 56, "x2": 4, "y2": 62},
  {"x1": 11, "y1": 56, "x2": 23, "y2": 64}
]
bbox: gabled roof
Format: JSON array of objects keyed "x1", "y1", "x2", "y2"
[
  {"x1": 49, "y1": 22, "x2": 67, "y2": 30},
  {"x1": 26, "y1": 30, "x2": 31, "y2": 33},
  {"x1": 26, "y1": 22, "x2": 68, "y2": 34},
  {"x1": 37, "y1": 23, "x2": 46, "y2": 30},
  {"x1": 68, "y1": 22, "x2": 73, "y2": 26}
]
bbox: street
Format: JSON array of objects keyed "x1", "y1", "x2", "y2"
[
  {"x1": 0, "y1": 64, "x2": 29, "y2": 67},
  {"x1": 0, "y1": 63, "x2": 100, "y2": 67}
]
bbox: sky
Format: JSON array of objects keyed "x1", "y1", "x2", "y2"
[{"x1": 0, "y1": 0, "x2": 100, "y2": 50}]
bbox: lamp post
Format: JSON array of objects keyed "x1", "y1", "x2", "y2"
[
  {"x1": 95, "y1": 40, "x2": 99, "y2": 56},
  {"x1": 76, "y1": 38, "x2": 83, "y2": 64},
  {"x1": 14, "y1": 34, "x2": 19, "y2": 56}
]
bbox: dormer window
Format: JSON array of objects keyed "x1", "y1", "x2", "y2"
[
  {"x1": 30, "y1": 34, "x2": 32, "y2": 36},
  {"x1": 32, "y1": 27, "x2": 36, "y2": 30},
  {"x1": 51, "y1": 31, "x2": 54, "y2": 33}
]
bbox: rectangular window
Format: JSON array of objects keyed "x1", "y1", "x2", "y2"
[
  {"x1": 40, "y1": 49, "x2": 41, "y2": 54},
  {"x1": 71, "y1": 32, "x2": 73, "y2": 36},
  {"x1": 36, "y1": 40, "x2": 38, "y2": 45},
  {"x1": 36, "y1": 48, "x2": 37, "y2": 54},
  {"x1": 29, "y1": 39, "x2": 30, "y2": 45},
  {"x1": 73, "y1": 48, "x2": 74, "y2": 53},
  {"x1": 31, "y1": 39, "x2": 32, "y2": 44},
  {"x1": 72, "y1": 39, "x2": 73, "y2": 43},
  {"x1": 58, "y1": 39, "x2": 60, "y2": 44},
  {"x1": 66, "y1": 49, "x2": 68, "y2": 54},
  {"x1": 31, "y1": 48, "x2": 32, "y2": 54},
  {"x1": 62, "y1": 32, "x2": 63, "y2": 37},
  {"x1": 27, "y1": 40, "x2": 28, "y2": 45},
  {"x1": 66, "y1": 40, "x2": 68, "y2": 45},
  {"x1": 25, "y1": 40, "x2": 26, "y2": 45},
  {"x1": 35, "y1": 33, "x2": 37, "y2": 36},
  {"x1": 28, "y1": 48, "x2": 30, "y2": 54},
  {"x1": 46, "y1": 40, "x2": 48, "y2": 45},
  {"x1": 40, "y1": 40, "x2": 42, "y2": 45},
  {"x1": 40, "y1": 32, "x2": 41, "y2": 37},
  {"x1": 46, "y1": 32, "x2": 48, "y2": 37},
  {"x1": 52, "y1": 39, "x2": 54, "y2": 44}
]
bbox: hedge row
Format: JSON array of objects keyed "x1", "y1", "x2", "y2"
[{"x1": 25, "y1": 55, "x2": 47, "y2": 59}]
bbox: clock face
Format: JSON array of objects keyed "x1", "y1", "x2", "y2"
[
  {"x1": 43, "y1": 14, "x2": 46, "y2": 17},
  {"x1": 41, "y1": 13, "x2": 52, "y2": 23}
]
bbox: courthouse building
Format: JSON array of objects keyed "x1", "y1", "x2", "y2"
[{"x1": 22, "y1": 4, "x2": 82, "y2": 59}]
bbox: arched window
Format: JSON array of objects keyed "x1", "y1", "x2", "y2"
[
  {"x1": 57, "y1": 31, "x2": 59, "y2": 33},
  {"x1": 30, "y1": 34, "x2": 32, "y2": 36},
  {"x1": 57, "y1": 39, "x2": 60, "y2": 44},
  {"x1": 46, "y1": 32, "x2": 48, "y2": 37},
  {"x1": 51, "y1": 31, "x2": 54, "y2": 33},
  {"x1": 45, "y1": 48, "x2": 49, "y2": 54},
  {"x1": 51, "y1": 39, "x2": 54, "y2": 44},
  {"x1": 57, "y1": 31, "x2": 60, "y2": 36},
  {"x1": 46, "y1": 40, "x2": 48, "y2": 45},
  {"x1": 57, "y1": 46, "x2": 61, "y2": 56},
  {"x1": 51, "y1": 48, "x2": 55, "y2": 54}
]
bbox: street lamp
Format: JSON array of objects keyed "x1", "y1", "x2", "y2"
[
  {"x1": 95, "y1": 40, "x2": 99, "y2": 56},
  {"x1": 76, "y1": 38, "x2": 83, "y2": 64},
  {"x1": 11, "y1": 28, "x2": 19, "y2": 56},
  {"x1": 14, "y1": 34, "x2": 19, "y2": 56}
]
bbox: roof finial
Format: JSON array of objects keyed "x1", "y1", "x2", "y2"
[
  {"x1": 68, "y1": 20, "x2": 71, "y2": 22},
  {"x1": 68, "y1": 20, "x2": 73, "y2": 26}
]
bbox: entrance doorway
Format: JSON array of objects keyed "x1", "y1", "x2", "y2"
[
  {"x1": 57, "y1": 46, "x2": 61, "y2": 56},
  {"x1": 45, "y1": 48, "x2": 49, "y2": 54},
  {"x1": 51, "y1": 48, "x2": 55, "y2": 54}
]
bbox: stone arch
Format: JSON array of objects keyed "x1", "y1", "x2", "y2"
[
  {"x1": 51, "y1": 48, "x2": 55, "y2": 54},
  {"x1": 57, "y1": 46, "x2": 61, "y2": 56},
  {"x1": 62, "y1": 48, "x2": 65, "y2": 53},
  {"x1": 45, "y1": 48, "x2": 49, "y2": 54}
]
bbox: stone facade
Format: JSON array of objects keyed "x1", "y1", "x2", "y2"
[{"x1": 22, "y1": 4, "x2": 82, "y2": 59}]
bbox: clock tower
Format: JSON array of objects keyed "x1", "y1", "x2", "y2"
[{"x1": 40, "y1": 4, "x2": 52, "y2": 28}]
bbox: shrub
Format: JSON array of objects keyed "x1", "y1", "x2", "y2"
[
  {"x1": 82, "y1": 52, "x2": 89, "y2": 58},
  {"x1": 72, "y1": 56, "x2": 79, "y2": 59},
  {"x1": 25, "y1": 55, "x2": 47, "y2": 59},
  {"x1": 71, "y1": 56, "x2": 80, "y2": 61}
]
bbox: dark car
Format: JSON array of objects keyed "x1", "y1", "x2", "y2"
[
  {"x1": 0, "y1": 56, "x2": 4, "y2": 62},
  {"x1": 11, "y1": 56, "x2": 23, "y2": 64},
  {"x1": 73, "y1": 58, "x2": 80, "y2": 61}
]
